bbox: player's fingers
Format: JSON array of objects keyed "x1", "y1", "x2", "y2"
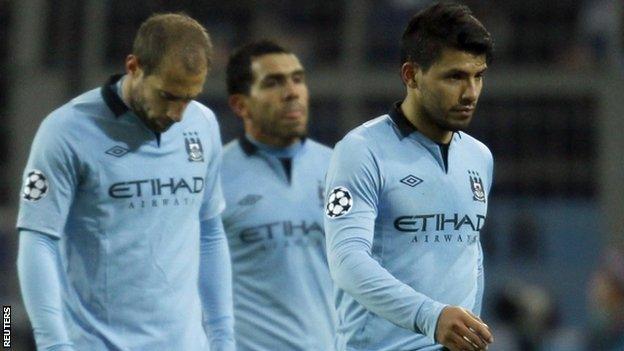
[
  {"x1": 465, "y1": 317, "x2": 494, "y2": 344},
  {"x1": 456, "y1": 324, "x2": 487, "y2": 349},
  {"x1": 448, "y1": 331, "x2": 479, "y2": 351},
  {"x1": 465, "y1": 309, "x2": 484, "y2": 323}
]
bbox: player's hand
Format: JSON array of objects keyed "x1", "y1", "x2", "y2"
[{"x1": 435, "y1": 306, "x2": 493, "y2": 351}]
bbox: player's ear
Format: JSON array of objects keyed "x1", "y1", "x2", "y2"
[
  {"x1": 401, "y1": 62, "x2": 420, "y2": 90},
  {"x1": 228, "y1": 94, "x2": 248, "y2": 120},
  {"x1": 125, "y1": 55, "x2": 142, "y2": 77}
]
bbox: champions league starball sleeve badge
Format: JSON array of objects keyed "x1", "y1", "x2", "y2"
[
  {"x1": 22, "y1": 170, "x2": 49, "y2": 202},
  {"x1": 326, "y1": 186, "x2": 353, "y2": 218}
]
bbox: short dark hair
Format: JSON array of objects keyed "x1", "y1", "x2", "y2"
[
  {"x1": 226, "y1": 40, "x2": 290, "y2": 95},
  {"x1": 400, "y1": 2, "x2": 493, "y2": 71},
  {"x1": 132, "y1": 13, "x2": 213, "y2": 76}
]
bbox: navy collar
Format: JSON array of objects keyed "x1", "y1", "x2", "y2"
[
  {"x1": 101, "y1": 74, "x2": 129, "y2": 117},
  {"x1": 239, "y1": 135, "x2": 257, "y2": 156},
  {"x1": 239, "y1": 135, "x2": 306, "y2": 156},
  {"x1": 388, "y1": 101, "x2": 417, "y2": 139},
  {"x1": 100, "y1": 74, "x2": 163, "y2": 144},
  {"x1": 388, "y1": 100, "x2": 460, "y2": 142}
]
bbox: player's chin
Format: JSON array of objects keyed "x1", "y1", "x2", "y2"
[
  {"x1": 444, "y1": 116, "x2": 472, "y2": 131},
  {"x1": 281, "y1": 119, "x2": 306, "y2": 131},
  {"x1": 153, "y1": 119, "x2": 177, "y2": 132},
  {"x1": 284, "y1": 125, "x2": 307, "y2": 139}
]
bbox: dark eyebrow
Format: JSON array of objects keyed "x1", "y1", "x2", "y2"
[
  {"x1": 444, "y1": 67, "x2": 488, "y2": 76},
  {"x1": 261, "y1": 69, "x2": 306, "y2": 82}
]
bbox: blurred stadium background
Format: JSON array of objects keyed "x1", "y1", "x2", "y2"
[{"x1": 1, "y1": 0, "x2": 623, "y2": 350}]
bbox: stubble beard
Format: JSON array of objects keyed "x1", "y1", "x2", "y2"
[
  {"x1": 420, "y1": 102, "x2": 470, "y2": 133},
  {"x1": 259, "y1": 117, "x2": 308, "y2": 145},
  {"x1": 129, "y1": 91, "x2": 171, "y2": 132}
]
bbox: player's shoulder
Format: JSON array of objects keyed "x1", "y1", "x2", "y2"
[
  {"x1": 336, "y1": 114, "x2": 393, "y2": 152},
  {"x1": 457, "y1": 131, "x2": 493, "y2": 161},
  {"x1": 185, "y1": 101, "x2": 218, "y2": 127},
  {"x1": 220, "y1": 139, "x2": 252, "y2": 179},
  {"x1": 303, "y1": 138, "x2": 332, "y2": 158},
  {"x1": 181, "y1": 102, "x2": 222, "y2": 149},
  {"x1": 47, "y1": 87, "x2": 101, "y2": 121},
  {"x1": 222, "y1": 139, "x2": 244, "y2": 158},
  {"x1": 38, "y1": 88, "x2": 105, "y2": 140}
]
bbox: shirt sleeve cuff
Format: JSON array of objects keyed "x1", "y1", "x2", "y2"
[{"x1": 413, "y1": 299, "x2": 448, "y2": 342}]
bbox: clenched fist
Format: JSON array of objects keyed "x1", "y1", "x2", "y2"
[{"x1": 435, "y1": 306, "x2": 493, "y2": 351}]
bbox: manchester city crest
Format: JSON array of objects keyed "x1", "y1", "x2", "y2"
[
  {"x1": 184, "y1": 132, "x2": 204, "y2": 162},
  {"x1": 468, "y1": 170, "x2": 486, "y2": 203}
]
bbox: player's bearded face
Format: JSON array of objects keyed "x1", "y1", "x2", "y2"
[
  {"x1": 418, "y1": 49, "x2": 487, "y2": 132},
  {"x1": 245, "y1": 53, "x2": 309, "y2": 146},
  {"x1": 130, "y1": 60, "x2": 206, "y2": 133}
]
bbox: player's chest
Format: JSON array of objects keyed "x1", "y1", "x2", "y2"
[
  {"x1": 223, "y1": 174, "x2": 326, "y2": 248},
  {"x1": 380, "y1": 152, "x2": 489, "y2": 216},
  {"x1": 224, "y1": 171, "x2": 325, "y2": 222},
  {"x1": 83, "y1": 133, "x2": 211, "y2": 208}
]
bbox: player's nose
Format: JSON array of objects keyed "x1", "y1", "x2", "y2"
[
  {"x1": 462, "y1": 79, "x2": 479, "y2": 103},
  {"x1": 284, "y1": 79, "x2": 300, "y2": 101}
]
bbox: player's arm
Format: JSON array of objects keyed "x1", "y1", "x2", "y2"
[
  {"x1": 16, "y1": 114, "x2": 80, "y2": 350},
  {"x1": 197, "y1": 113, "x2": 234, "y2": 351},
  {"x1": 199, "y1": 216, "x2": 235, "y2": 351},
  {"x1": 474, "y1": 242, "x2": 484, "y2": 316},
  {"x1": 17, "y1": 229, "x2": 75, "y2": 351},
  {"x1": 324, "y1": 133, "x2": 445, "y2": 336}
]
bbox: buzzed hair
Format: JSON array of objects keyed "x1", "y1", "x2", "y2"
[
  {"x1": 401, "y1": 2, "x2": 493, "y2": 71},
  {"x1": 132, "y1": 13, "x2": 213, "y2": 76}
]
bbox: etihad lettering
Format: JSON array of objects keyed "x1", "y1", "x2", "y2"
[
  {"x1": 109, "y1": 177, "x2": 204, "y2": 198},
  {"x1": 239, "y1": 220, "x2": 323, "y2": 244},
  {"x1": 394, "y1": 213, "x2": 486, "y2": 232}
]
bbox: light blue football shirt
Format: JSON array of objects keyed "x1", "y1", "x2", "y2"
[
  {"x1": 221, "y1": 136, "x2": 337, "y2": 351},
  {"x1": 324, "y1": 103, "x2": 492, "y2": 351},
  {"x1": 16, "y1": 75, "x2": 225, "y2": 350}
]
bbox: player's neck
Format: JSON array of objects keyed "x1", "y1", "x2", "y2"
[
  {"x1": 246, "y1": 133, "x2": 302, "y2": 158},
  {"x1": 120, "y1": 75, "x2": 132, "y2": 108},
  {"x1": 401, "y1": 98, "x2": 452, "y2": 144},
  {"x1": 247, "y1": 129, "x2": 301, "y2": 149}
]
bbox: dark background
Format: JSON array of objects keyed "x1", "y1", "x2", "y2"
[{"x1": 1, "y1": 1, "x2": 623, "y2": 350}]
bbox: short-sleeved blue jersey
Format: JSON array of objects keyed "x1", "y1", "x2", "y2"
[
  {"x1": 16, "y1": 75, "x2": 225, "y2": 350},
  {"x1": 324, "y1": 104, "x2": 493, "y2": 351},
  {"x1": 221, "y1": 137, "x2": 337, "y2": 351}
]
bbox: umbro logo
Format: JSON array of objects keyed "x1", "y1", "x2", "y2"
[
  {"x1": 105, "y1": 145, "x2": 129, "y2": 157},
  {"x1": 238, "y1": 194, "x2": 262, "y2": 206},
  {"x1": 400, "y1": 175, "x2": 423, "y2": 187}
]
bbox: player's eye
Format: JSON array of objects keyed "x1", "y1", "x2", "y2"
[
  {"x1": 292, "y1": 73, "x2": 305, "y2": 84},
  {"x1": 262, "y1": 78, "x2": 280, "y2": 88},
  {"x1": 160, "y1": 92, "x2": 176, "y2": 100},
  {"x1": 449, "y1": 73, "x2": 464, "y2": 80},
  {"x1": 160, "y1": 91, "x2": 193, "y2": 103}
]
